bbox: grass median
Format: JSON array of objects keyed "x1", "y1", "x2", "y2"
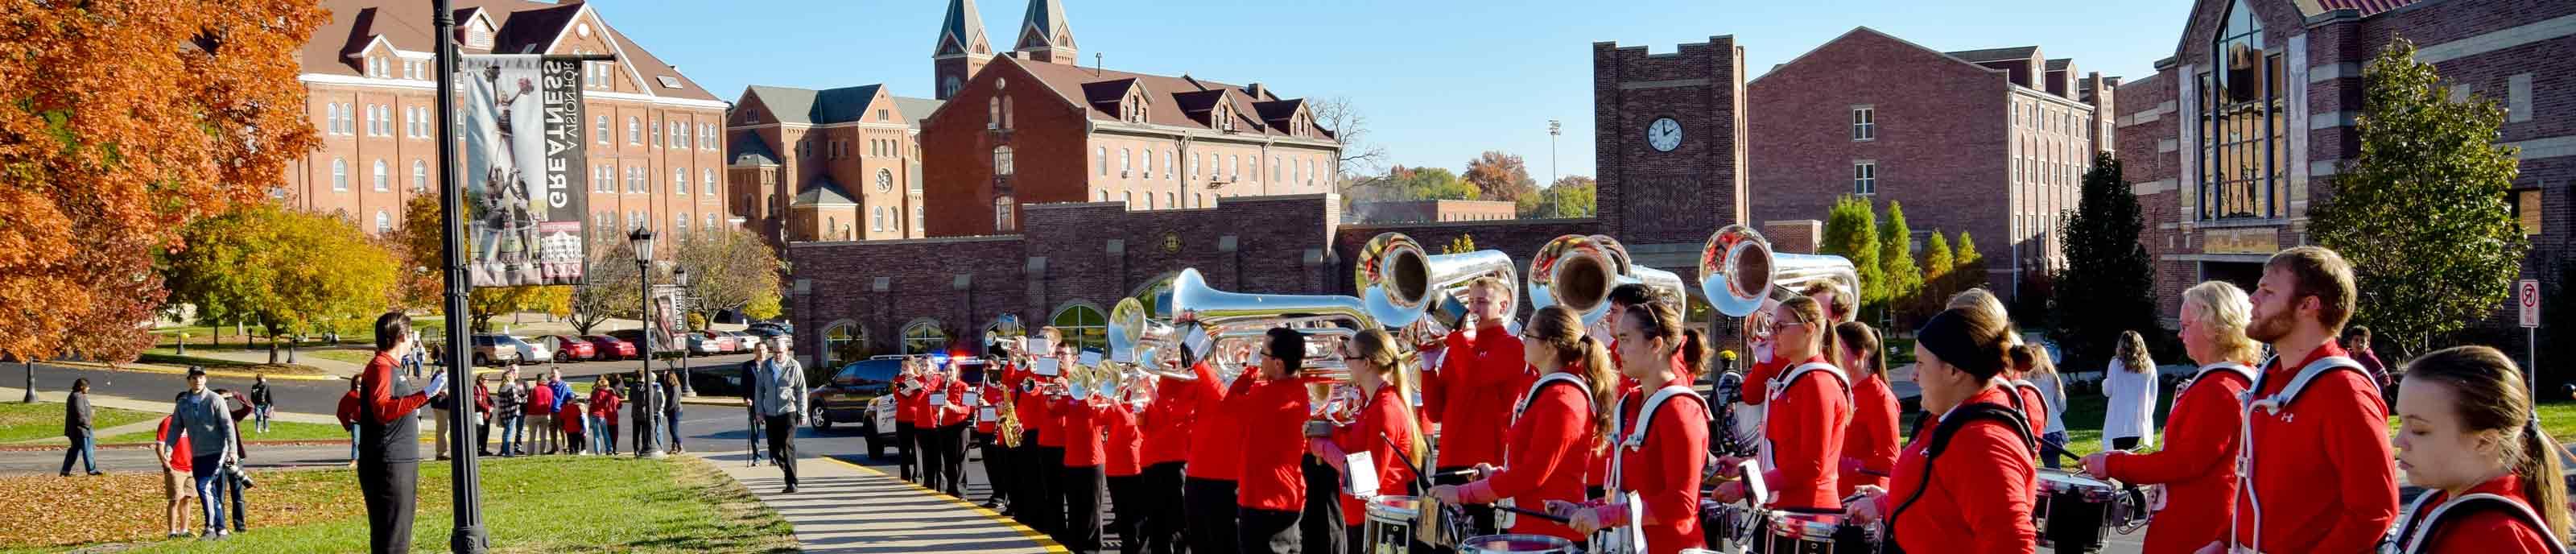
[
  {"x1": 92, "y1": 420, "x2": 353, "y2": 445},
  {"x1": 0, "y1": 455, "x2": 794, "y2": 553},
  {"x1": 0, "y1": 403, "x2": 162, "y2": 444}
]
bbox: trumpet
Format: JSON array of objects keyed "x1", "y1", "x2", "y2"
[
  {"x1": 1528, "y1": 234, "x2": 1686, "y2": 326},
  {"x1": 1355, "y1": 232, "x2": 1519, "y2": 336},
  {"x1": 1699, "y1": 225, "x2": 1861, "y2": 318}
]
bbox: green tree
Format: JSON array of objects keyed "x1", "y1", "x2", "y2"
[
  {"x1": 2054, "y1": 153, "x2": 2163, "y2": 370},
  {"x1": 1879, "y1": 201, "x2": 1923, "y2": 323},
  {"x1": 1521, "y1": 176, "x2": 1598, "y2": 219},
  {"x1": 2310, "y1": 39, "x2": 2529, "y2": 354},
  {"x1": 1819, "y1": 196, "x2": 1884, "y2": 312},
  {"x1": 676, "y1": 226, "x2": 786, "y2": 328},
  {"x1": 1951, "y1": 231, "x2": 1984, "y2": 292},
  {"x1": 1925, "y1": 233, "x2": 1955, "y2": 295},
  {"x1": 165, "y1": 205, "x2": 398, "y2": 364}
]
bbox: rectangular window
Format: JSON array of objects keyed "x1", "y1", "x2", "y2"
[
  {"x1": 878, "y1": 110, "x2": 890, "y2": 122},
  {"x1": 597, "y1": 115, "x2": 609, "y2": 144},
  {"x1": 2514, "y1": 188, "x2": 2545, "y2": 236},
  {"x1": 1852, "y1": 106, "x2": 1875, "y2": 141},
  {"x1": 1852, "y1": 161, "x2": 1876, "y2": 196}
]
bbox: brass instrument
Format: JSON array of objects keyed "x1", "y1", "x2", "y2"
[
  {"x1": 1699, "y1": 225, "x2": 1861, "y2": 318},
  {"x1": 1355, "y1": 232, "x2": 1521, "y2": 336},
  {"x1": 1527, "y1": 234, "x2": 1686, "y2": 326},
  {"x1": 1157, "y1": 268, "x2": 1374, "y2": 421},
  {"x1": 997, "y1": 387, "x2": 1025, "y2": 447}
]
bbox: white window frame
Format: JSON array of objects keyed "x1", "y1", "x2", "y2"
[
  {"x1": 1852, "y1": 160, "x2": 1876, "y2": 196},
  {"x1": 1852, "y1": 105, "x2": 1876, "y2": 141},
  {"x1": 332, "y1": 158, "x2": 348, "y2": 191}
]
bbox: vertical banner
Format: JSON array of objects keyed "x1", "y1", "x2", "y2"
[
  {"x1": 458, "y1": 54, "x2": 587, "y2": 286},
  {"x1": 653, "y1": 289, "x2": 683, "y2": 353}
]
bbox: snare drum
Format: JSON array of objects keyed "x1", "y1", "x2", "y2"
[
  {"x1": 1750, "y1": 511, "x2": 1881, "y2": 554},
  {"x1": 1366, "y1": 496, "x2": 1426, "y2": 554},
  {"x1": 2034, "y1": 469, "x2": 2119, "y2": 552},
  {"x1": 1456, "y1": 534, "x2": 1579, "y2": 554}
]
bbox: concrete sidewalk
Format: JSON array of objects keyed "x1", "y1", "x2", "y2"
[{"x1": 693, "y1": 449, "x2": 1063, "y2": 554}]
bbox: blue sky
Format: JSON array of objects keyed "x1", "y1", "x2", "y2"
[{"x1": 603, "y1": 0, "x2": 2192, "y2": 182}]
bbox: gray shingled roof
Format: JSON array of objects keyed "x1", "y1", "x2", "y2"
[
  {"x1": 1945, "y1": 46, "x2": 2039, "y2": 62},
  {"x1": 743, "y1": 85, "x2": 884, "y2": 126},
  {"x1": 892, "y1": 97, "x2": 943, "y2": 130},
  {"x1": 2046, "y1": 58, "x2": 2073, "y2": 71},
  {"x1": 729, "y1": 133, "x2": 778, "y2": 167},
  {"x1": 793, "y1": 179, "x2": 857, "y2": 207}
]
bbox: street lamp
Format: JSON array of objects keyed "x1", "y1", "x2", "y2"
[
  {"x1": 629, "y1": 227, "x2": 665, "y2": 458},
  {"x1": 675, "y1": 267, "x2": 693, "y2": 397}
]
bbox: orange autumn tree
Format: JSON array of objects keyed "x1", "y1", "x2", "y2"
[{"x1": 0, "y1": 1, "x2": 328, "y2": 362}]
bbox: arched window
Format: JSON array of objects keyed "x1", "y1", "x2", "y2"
[
  {"x1": 988, "y1": 98, "x2": 1000, "y2": 129},
  {"x1": 825, "y1": 217, "x2": 836, "y2": 238},
  {"x1": 1001, "y1": 97, "x2": 1013, "y2": 128},
  {"x1": 1146, "y1": 193, "x2": 1155, "y2": 209},
  {"x1": 411, "y1": 160, "x2": 427, "y2": 192},
  {"x1": 678, "y1": 213, "x2": 691, "y2": 236},
  {"x1": 2200, "y1": 0, "x2": 2282, "y2": 221},
  {"x1": 993, "y1": 147, "x2": 1013, "y2": 176},
  {"x1": 1166, "y1": 192, "x2": 1176, "y2": 209},
  {"x1": 704, "y1": 168, "x2": 717, "y2": 196},
  {"x1": 374, "y1": 211, "x2": 391, "y2": 234},
  {"x1": 902, "y1": 320, "x2": 948, "y2": 354},
  {"x1": 372, "y1": 159, "x2": 388, "y2": 192},
  {"x1": 941, "y1": 76, "x2": 963, "y2": 98},
  {"x1": 824, "y1": 321, "x2": 867, "y2": 368},
  {"x1": 1051, "y1": 304, "x2": 1108, "y2": 352},
  {"x1": 332, "y1": 158, "x2": 348, "y2": 191},
  {"x1": 627, "y1": 117, "x2": 641, "y2": 144},
  {"x1": 1121, "y1": 148, "x2": 1130, "y2": 174}
]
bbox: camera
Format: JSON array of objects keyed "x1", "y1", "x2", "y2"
[{"x1": 225, "y1": 461, "x2": 254, "y2": 489}]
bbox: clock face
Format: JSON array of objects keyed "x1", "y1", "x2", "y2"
[
  {"x1": 876, "y1": 169, "x2": 894, "y2": 192},
  {"x1": 1646, "y1": 118, "x2": 1682, "y2": 152}
]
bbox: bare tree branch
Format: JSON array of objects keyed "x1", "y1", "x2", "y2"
[{"x1": 1313, "y1": 96, "x2": 1388, "y2": 176}]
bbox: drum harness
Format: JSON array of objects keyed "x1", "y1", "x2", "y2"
[
  {"x1": 1885, "y1": 396, "x2": 2037, "y2": 554},
  {"x1": 1600, "y1": 384, "x2": 1711, "y2": 554},
  {"x1": 1761, "y1": 362, "x2": 1853, "y2": 470},
  {"x1": 2381, "y1": 488, "x2": 2568, "y2": 554},
  {"x1": 2229, "y1": 354, "x2": 2366, "y2": 554},
  {"x1": 1500, "y1": 370, "x2": 1595, "y2": 530}
]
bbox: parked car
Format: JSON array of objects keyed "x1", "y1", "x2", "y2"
[
  {"x1": 467, "y1": 334, "x2": 520, "y2": 367},
  {"x1": 484, "y1": 334, "x2": 549, "y2": 366},
  {"x1": 721, "y1": 330, "x2": 762, "y2": 350},
  {"x1": 748, "y1": 320, "x2": 794, "y2": 335},
  {"x1": 704, "y1": 331, "x2": 741, "y2": 353},
  {"x1": 580, "y1": 335, "x2": 637, "y2": 361},
  {"x1": 808, "y1": 356, "x2": 902, "y2": 457},
  {"x1": 744, "y1": 326, "x2": 793, "y2": 351},
  {"x1": 681, "y1": 331, "x2": 724, "y2": 355},
  {"x1": 535, "y1": 335, "x2": 595, "y2": 362}
]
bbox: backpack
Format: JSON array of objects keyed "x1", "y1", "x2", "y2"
[{"x1": 1885, "y1": 402, "x2": 2036, "y2": 551}]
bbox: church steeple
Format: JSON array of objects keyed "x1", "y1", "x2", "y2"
[
  {"x1": 932, "y1": 0, "x2": 993, "y2": 99},
  {"x1": 1013, "y1": 0, "x2": 1075, "y2": 64}
]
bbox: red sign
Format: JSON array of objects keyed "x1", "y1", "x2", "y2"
[{"x1": 2522, "y1": 279, "x2": 2542, "y2": 329}]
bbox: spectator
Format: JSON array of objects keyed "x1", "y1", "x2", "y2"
[
  {"x1": 590, "y1": 375, "x2": 623, "y2": 455},
  {"x1": 2103, "y1": 330, "x2": 2161, "y2": 453},
  {"x1": 431, "y1": 375, "x2": 460, "y2": 461},
  {"x1": 337, "y1": 378, "x2": 362, "y2": 465},
  {"x1": 155, "y1": 414, "x2": 196, "y2": 539},
  {"x1": 751, "y1": 339, "x2": 808, "y2": 493},
  {"x1": 2344, "y1": 325, "x2": 2390, "y2": 391},
  {"x1": 247, "y1": 375, "x2": 274, "y2": 434},
  {"x1": 547, "y1": 368, "x2": 574, "y2": 450},
  {"x1": 560, "y1": 398, "x2": 588, "y2": 455},
  {"x1": 216, "y1": 387, "x2": 253, "y2": 534},
  {"x1": 493, "y1": 368, "x2": 525, "y2": 457},
  {"x1": 526, "y1": 374, "x2": 558, "y2": 455},
  {"x1": 663, "y1": 370, "x2": 684, "y2": 454},
  {"x1": 357, "y1": 312, "x2": 444, "y2": 554},
  {"x1": 164, "y1": 366, "x2": 237, "y2": 540},
  {"x1": 61, "y1": 378, "x2": 98, "y2": 477},
  {"x1": 473, "y1": 373, "x2": 496, "y2": 457}
]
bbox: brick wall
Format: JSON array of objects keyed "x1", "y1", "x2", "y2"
[
  {"x1": 1594, "y1": 37, "x2": 1749, "y2": 244},
  {"x1": 922, "y1": 60, "x2": 1092, "y2": 237}
]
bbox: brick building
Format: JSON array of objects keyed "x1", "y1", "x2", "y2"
[
  {"x1": 723, "y1": 85, "x2": 939, "y2": 246},
  {"x1": 790, "y1": 35, "x2": 1757, "y2": 368},
  {"x1": 1346, "y1": 200, "x2": 1520, "y2": 224},
  {"x1": 287, "y1": 0, "x2": 727, "y2": 248},
  {"x1": 2115, "y1": 0, "x2": 2571, "y2": 323},
  {"x1": 1748, "y1": 27, "x2": 2116, "y2": 296}
]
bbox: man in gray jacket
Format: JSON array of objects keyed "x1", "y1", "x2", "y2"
[
  {"x1": 752, "y1": 339, "x2": 807, "y2": 493},
  {"x1": 163, "y1": 366, "x2": 237, "y2": 540}
]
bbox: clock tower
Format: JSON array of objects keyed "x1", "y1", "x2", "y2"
[{"x1": 1592, "y1": 36, "x2": 1748, "y2": 246}]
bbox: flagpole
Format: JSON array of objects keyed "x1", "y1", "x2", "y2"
[{"x1": 433, "y1": 0, "x2": 489, "y2": 552}]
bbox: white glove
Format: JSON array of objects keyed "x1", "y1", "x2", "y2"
[{"x1": 419, "y1": 371, "x2": 449, "y2": 398}]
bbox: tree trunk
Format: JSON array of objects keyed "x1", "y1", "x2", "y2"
[{"x1": 266, "y1": 325, "x2": 282, "y2": 365}]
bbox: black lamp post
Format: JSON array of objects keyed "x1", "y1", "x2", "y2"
[
  {"x1": 675, "y1": 267, "x2": 692, "y2": 397},
  {"x1": 433, "y1": 1, "x2": 488, "y2": 549},
  {"x1": 630, "y1": 228, "x2": 665, "y2": 458}
]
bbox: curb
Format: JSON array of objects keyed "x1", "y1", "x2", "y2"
[
  {"x1": 818, "y1": 455, "x2": 1071, "y2": 553},
  {"x1": 47, "y1": 360, "x2": 345, "y2": 382}
]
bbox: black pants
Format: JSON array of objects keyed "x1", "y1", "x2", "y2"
[
  {"x1": 1185, "y1": 477, "x2": 1242, "y2": 554},
  {"x1": 477, "y1": 416, "x2": 492, "y2": 454},
  {"x1": 1237, "y1": 506, "x2": 1302, "y2": 554},
  {"x1": 1012, "y1": 438, "x2": 1046, "y2": 527},
  {"x1": 764, "y1": 414, "x2": 799, "y2": 488},
  {"x1": 979, "y1": 432, "x2": 1009, "y2": 504},
  {"x1": 2111, "y1": 436, "x2": 2140, "y2": 450},
  {"x1": 357, "y1": 459, "x2": 419, "y2": 554},
  {"x1": 1433, "y1": 466, "x2": 1498, "y2": 536},
  {"x1": 895, "y1": 423, "x2": 919, "y2": 481},
  {"x1": 1301, "y1": 456, "x2": 1345, "y2": 554},
  {"x1": 1062, "y1": 465, "x2": 1106, "y2": 554},
  {"x1": 939, "y1": 424, "x2": 971, "y2": 496},
  {"x1": 605, "y1": 424, "x2": 618, "y2": 455},
  {"x1": 1108, "y1": 474, "x2": 1145, "y2": 554},
  {"x1": 922, "y1": 424, "x2": 950, "y2": 493},
  {"x1": 1030, "y1": 444, "x2": 1067, "y2": 535},
  {"x1": 1140, "y1": 462, "x2": 1187, "y2": 554},
  {"x1": 1344, "y1": 525, "x2": 1365, "y2": 554}
]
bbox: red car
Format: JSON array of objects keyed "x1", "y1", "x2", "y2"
[
  {"x1": 580, "y1": 334, "x2": 638, "y2": 361},
  {"x1": 537, "y1": 335, "x2": 596, "y2": 362}
]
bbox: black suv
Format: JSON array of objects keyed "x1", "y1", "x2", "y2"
[{"x1": 807, "y1": 357, "x2": 902, "y2": 457}]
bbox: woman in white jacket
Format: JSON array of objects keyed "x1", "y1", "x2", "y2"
[{"x1": 2101, "y1": 330, "x2": 2160, "y2": 452}]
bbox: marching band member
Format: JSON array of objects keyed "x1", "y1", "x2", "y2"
[
  {"x1": 1846, "y1": 307, "x2": 2037, "y2": 553},
  {"x1": 979, "y1": 354, "x2": 1013, "y2": 511},
  {"x1": 2384, "y1": 345, "x2": 2570, "y2": 554},
  {"x1": 1024, "y1": 330, "x2": 1071, "y2": 535},
  {"x1": 1712, "y1": 296, "x2": 1850, "y2": 512},
  {"x1": 1422, "y1": 277, "x2": 1529, "y2": 536},
  {"x1": 1950, "y1": 289, "x2": 2050, "y2": 437},
  {"x1": 1135, "y1": 355, "x2": 1195, "y2": 554},
  {"x1": 1236, "y1": 328, "x2": 1326, "y2": 554},
  {"x1": 2081, "y1": 281, "x2": 2256, "y2": 554},
  {"x1": 2224, "y1": 246, "x2": 2396, "y2": 554},
  {"x1": 1834, "y1": 321, "x2": 1899, "y2": 498},
  {"x1": 895, "y1": 358, "x2": 923, "y2": 483},
  {"x1": 1101, "y1": 381, "x2": 1149, "y2": 554},
  {"x1": 1183, "y1": 341, "x2": 1248, "y2": 554},
  {"x1": 1560, "y1": 298, "x2": 1711, "y2": 554},
  {"x1": 1311, "y1": 328, "x2": 1426, "y2": 554},
  {"x1": 1589, "y1": 284, "x2": 1661, "y2": 500},
  {"x1": 1801, "y1": 281, "x2": 1856, "y2": 325},
  {"x1": 2013, "y1": 345, "x2": 2071, "y2": 469},
  {"x1": 933, "y1": 360, "x2": 976, "y2": 498},
  {"x1": 1059, "y1": 352, "x2": 1109, "y2": 554},
  {"x1": 1430, "y1": 304, "x2": 1617, "y2": 544},
  {"x1": 1005, "y1": 342, "x2": 1050, "y2": 527}
]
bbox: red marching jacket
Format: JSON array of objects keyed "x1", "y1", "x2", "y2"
[
  {"x1": 931, "y1": 377, "x2": 972, "y2": 428},
  {"x1": 1839, "y1": 371, "x2": 1901, "y2": 497},
  {"x1": 1457, "y1": 372, "x2": 1596, "y2": 540},
  {"x1": 2231, "y1": 343, "x2": 2398, "y2": 554},
  {"x1": 1058, "y1": 395, "x2": 1107, "y2": 467},
  {"x1": 1232, "y1": 374, "x2": 1317, "y2": 512},
  {"x1": 1426, "y1": 325, "x2": 1532, "y2": 469},
  {"x1": 1139, "y1": 370, "x2": 1198, "y2": 466},
  {"x1": 2395, "y1": 474, "x2": 2561, "y2": 554},
  {"x1": 1876, "y1": 387, "x2": 2037, "y2": 554},
  {"x1": 1610, "y1": 385, "x2": 1711, "y2": 554},
  {"x1": 1760, "y1": 356, "x2": 1852, "y2": 511},
  {"x1": 1104, "y1": 403, "x2": 1143, "y2": 477},
  {"x1": 2101, "y1": 363, "x2": 2251, "y2": 554},
  {"x1": 1333, "y1": 386, "x2": 1423, "y2": 527},
  {"x1": 1185, "y1": 361, "x2": 1248, "y2": 482}
]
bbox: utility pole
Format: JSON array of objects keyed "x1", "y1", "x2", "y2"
[{"x1": 432, "y1": 0, "x2": 489, "y2": 551}]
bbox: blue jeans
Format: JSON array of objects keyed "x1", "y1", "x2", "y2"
[
  {"x1": 663, "y1": 408, "x2": 682, "y2": 451},
  {"x1": 2039, "y1": 431, "x2": 2072, "y2": 469},
  {"x1": 253, "y1": 406, "x2": 271, "y2": 433},
  {"x1": 345, "y1": 424, "x2": 361, "y2": 461},
  {"x1": 60, "y1": 434, "x2": 95, "y2": 474},
  {"x1": 588, "y1": 414, "x2": 610, "y2": 453},
  {"x1": 497, "y1": 416, "x2": 524, "y2": 456},
  {"x1": 191, "y1": 454, "x2": 225, "y2": 532}
]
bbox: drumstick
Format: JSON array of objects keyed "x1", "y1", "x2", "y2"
[
  {"x1": 1430, "y1": 468, "x2": 1479, "y2": 482},
  {"x1": 1497, "y1": 506, "x2": 1571, "y2": 524}
]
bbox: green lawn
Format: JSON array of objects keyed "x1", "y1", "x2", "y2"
[
  {"x1": 0, "y1": 402, "x2": 161, "y2": 444},
  {"x1": 96, "y1": 420, "x2": 351, "y2": 445},
  {"x1": 0, "y1": 456, "x2": 793, "y2": 553},
  {"x1": 304, "y1": 349, "x2": 379, "y2": 366}
]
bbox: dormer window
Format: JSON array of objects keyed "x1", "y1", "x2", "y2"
[
  {"x1": 465, "y1": 24, "x2": 493, "y2": 49},
  {"x1": 1123, "y1": 94, "x2": 1150, "y2": 124}
]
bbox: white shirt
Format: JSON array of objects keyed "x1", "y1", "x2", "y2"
[{"x1": 2100, "y1": 358, "x2": 2160, "y2": 448}]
